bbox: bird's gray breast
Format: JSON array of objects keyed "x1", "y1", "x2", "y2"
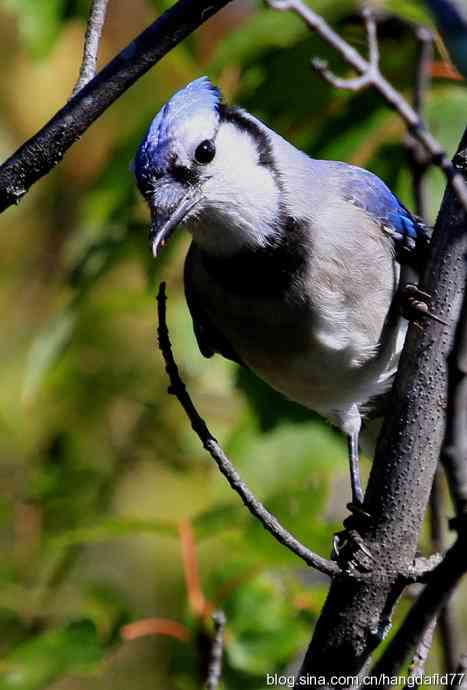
[{"x1": 185, "y1": 213, "x2": 402, "y2": 417}]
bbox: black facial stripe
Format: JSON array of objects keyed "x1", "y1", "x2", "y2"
[
  {"x1": 217, "y1": 104, "x2": 281, "y2": 186},
  {"x1": 200, "y1": 216, "x2": 309, "y2": 298},
  {"x1": 171, "y1": 164, "x2": 199, "y2": 185}
]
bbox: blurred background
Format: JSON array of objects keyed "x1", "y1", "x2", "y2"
[{"x1": 0, "y1": 0, "x2": 466, "y2": 688}]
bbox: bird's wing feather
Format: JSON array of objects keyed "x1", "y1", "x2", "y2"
[
  {"x1": 184, "y1": 243, "x2": 244, "y2": 365},
  {"x1": 339, "y1": 164, "x2": 430, "y2": 270}
]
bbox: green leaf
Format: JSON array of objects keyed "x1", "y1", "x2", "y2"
[
  {"x1": 0, "y1": 620, "x2": 104, "y2": 690},
  {"x1": 223, "y1": 573, "x2": 309, "y2": 675}
]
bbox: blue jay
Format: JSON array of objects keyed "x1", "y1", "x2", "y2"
[
  {"x1": 134, "y1": 77, "x2": 429, "y2": 513},
  {"x1": 426, "y1": 0, "x2": 467, "y2": 78}
]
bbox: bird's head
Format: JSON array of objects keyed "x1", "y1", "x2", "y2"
[{"x1": 134, "y1": 77, "x2": 281, "y2": 257}]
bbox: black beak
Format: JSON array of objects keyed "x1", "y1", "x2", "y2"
[{"x1": 149, "y1": 192, "x2": 201, "y2": 257}]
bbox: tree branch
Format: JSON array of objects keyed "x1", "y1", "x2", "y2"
[
  {"x1": 430, "y1": 470, "x2": 458, "y2": 672},
  {"x1": 441, "y1": 295, "x2": 467, "y2": 520},
  {"x1": 456, "y1": 653, "x2": 467, "y2": 688},
  {"x1": 408, "y1": 27, "x2": 458, "y2": 673},
  {"x1": 265, "y1": 2, "x2": 467, "y2": 679},
  {"x1": 409, "y1": 614, "x2": 437, "y2": 678},
  {"x1": 371, "y1": 533, "x2": 467, "y2": 678},
  {"x1": 73, "y1": 0, "x2": 110, "y2": 96},
  {"x1": 265, "y1": 0, "x2": 467, "y2": 213},
  {"x1": 205, "y1": 611, "x2": 226, "y2": 690},
  {"x1": 406, "y1": 26, "x2": 434, "y2": 222},
  {"x1": 0, "y1": 0, "x2": 233, "y2": 212},
  {"x1": 155, "y1": 282, "x2": 339, "y2": 578}
]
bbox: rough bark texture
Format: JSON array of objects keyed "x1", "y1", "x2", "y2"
[
  {"x1": 0, "y1": 0, "x2": 232, "y2": 213},
  {"x1": 298, "y1": 129, "x2": 467, "y2": 683}
]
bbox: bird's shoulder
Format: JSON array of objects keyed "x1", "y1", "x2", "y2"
[{"x1": 330, "y1": 161, "x2": 430, "y2": 269}]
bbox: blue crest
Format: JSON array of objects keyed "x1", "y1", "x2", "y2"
[{"x1": 134, "y1": 77, "x2": 222, "y2": 184}]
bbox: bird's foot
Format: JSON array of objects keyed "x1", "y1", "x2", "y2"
[
  {"x1": 332, "y1": 502, "x2": 374, "y2": 573},
  {"x1": 398, "y1": 283, "x2": 448, "y2": 328}
]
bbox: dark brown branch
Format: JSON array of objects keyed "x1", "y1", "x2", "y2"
[
  {"x1": 155, "y1": 282, "x2": 339, "y2": 578},
  {"x1": 295, "y1": 115, "x2": 467, "y2": 690},
  {"x1": 441, "y1": 295, "x2": 467, "y2": 519},
  {"x1": 430, "y1": 470, "x2": 458, "y2": 672},
  {"x1": 371, "y1": 534, "x2": 467, "y2": 678},
  {"x1": 0, "y1": 0, "x2": 233, "y2": 212},
  {"x1": 409, "y1": 27, "x2": 458, "y2": 673},
  {"x1": 367, "y1": 128, "x2": 467, "y2": 680},
  {"x1": 205, "y1": 611, "x2": 226, "y2": 690},
  {"x1": 265, "y1": 0, "x2": 467, "y2": 213},
  {"x1": 73, "y1": 0, "x2": 110, "y2": 95}
]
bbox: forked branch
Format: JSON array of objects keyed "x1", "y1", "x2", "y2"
[{"x1": 156, "y1": 282, "x2": 339, "y2": 578}]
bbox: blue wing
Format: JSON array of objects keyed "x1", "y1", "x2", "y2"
[{"x1": 338, "y1": 163, "x2": 430, "y2": 270}]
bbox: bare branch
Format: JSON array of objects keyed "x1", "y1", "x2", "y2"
[
  {"x1": 430, "y1": 470, "x2": 458, "y2": 672},
  {"x1": 155, "y1": 282, "x2": 340, "y2": 578},
  {"x1": 0, "y1": 0, "x2": 234, "y2": 212},
  {"x1": 265, "y1": 0, "x2": 467, "y2": 213},
  {"x1": 406, "y1": 26, "x2": 434, "y2": 221},
  {"x1": 205, "y1": 611, "x2": 226, "y2": 690},
  {"x1": 311, "y1": 58, "x2": 372, "y2": 91},
  {"x1": 441, "y1": 299, "x2": 467, "y2": 519},
  {"x1": 371, "y1": 534, "x2": 467, "y2": 679},
  {"x1": 73, "y1": 0, "x2": 110, "y2": 96},
  {"x1": 456, "y1": 654, "x2": 467, "y2": 688},
  {"x1": 295, "y1": 98, "x2": 467, "y2": 690},
  {"x1": 407, "y1": 27, "x2": 458, "y2": 673},
  {"x1": 409, "y1": 614, "x2": 437, "y2": 678}
]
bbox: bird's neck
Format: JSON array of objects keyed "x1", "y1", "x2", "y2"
[
  {"x1": 197, "y1": 216, "x2": 308, "y2": 298},
  {"x1": 187, "y1": 205, "x2": 279, "y2": 257}
]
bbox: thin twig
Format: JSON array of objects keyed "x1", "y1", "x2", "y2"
[
  {"x1": 406, "y1": 26, "x2": 434, "y2": 221},
  {"x1": 409, "y1": 614, "x2": 437, "y2": 678},
  {"x1": 205, "y1": 611, "x2": 226, "y2": 690},
  {"x1": 73, "y1": 0, "x2": 110, "y2": 96},
  {"x1": 155, "y1": 282, "x2": 339, "y2": 578},
  {"x1": 265, "y1": 0, "x2": 467, "y2": 213},
  {"x1": 0, "y1": 0, "x2": 234, "y2": 212}
]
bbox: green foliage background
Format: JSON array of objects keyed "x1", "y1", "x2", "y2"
[{"x1": 0, "y1": 0, "x2": 466, "y2": 688}]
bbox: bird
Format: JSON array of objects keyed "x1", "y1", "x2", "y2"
[
  {"x1": 133, "y1": 76, "x2": 429, "y2": 519},
  {"x1": 425, "y1": 0, "x2": 467, "y2": 78}
]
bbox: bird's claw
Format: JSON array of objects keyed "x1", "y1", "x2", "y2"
[
  {"x1": 332, "y1": 503, "x2": 374, "y2": 572},
  {"x1": 399, "y1": 283, "x2": 448, "y2": 327}
]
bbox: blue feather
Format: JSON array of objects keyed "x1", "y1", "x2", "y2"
[
  {"x1": 134, "y1": 77, "x2": 221, "y2": 187},
  {"x1": 338, "y1": 163, "x2": 429, "y2": 264}
]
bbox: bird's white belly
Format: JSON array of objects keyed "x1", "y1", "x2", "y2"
[
  {"x1": 206, "y1": 292, "x2": 398, "y2": 418},
  {"x1": 242, "y1": 333, "x2": 392, "y2": 417}
]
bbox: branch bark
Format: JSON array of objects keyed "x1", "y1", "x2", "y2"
[
  {"x1": 73, "y1": 0, "x2": 110, "y2": 95},
  {"x1": 296, "y1": 105, "x2": 467, "y2": 690},
  {"x1": 0, "y1": 0, "x2": 233, "y2": 212},
  {"x1": 266, "y1": 0, "x2": 467, "y2": 213},
  {"x1": 205, "y1": 611, "x2": 226, "y2": 690}
]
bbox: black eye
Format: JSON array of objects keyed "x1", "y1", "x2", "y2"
[{"x1": 194, "y1": 140, "x2": 216, "y2": 165}]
